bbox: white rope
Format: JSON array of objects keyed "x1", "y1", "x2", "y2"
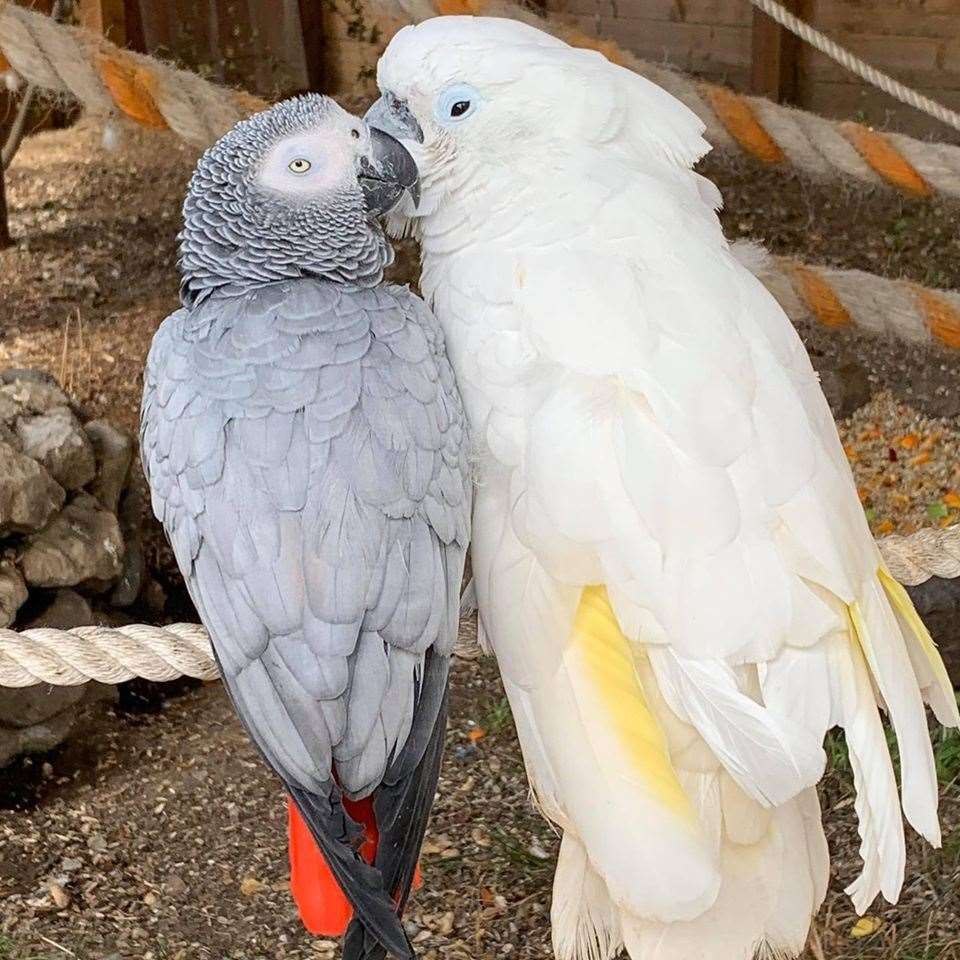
[
  {"x1": 881, "y1": 527, "x2": 960, "y2": 587},
  {"x1": 0, "y1": 623, "x2": 217, "y2": 688},
  {"x1": 0, "y1": 619, "x2": 484, "y2": 688},
  {"x1": 749, "y1": 0, "x2": 960, "y2": 135},
  {"x1": 0, "y1": 521, "x2": 956, "y2": 689}
]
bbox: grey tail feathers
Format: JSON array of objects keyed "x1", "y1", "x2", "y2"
[
  {"x1": 343, "y1": 653, "x2": 451, "y2": 960},
  {"x1": 285, "y1": 784, "x2": 414, "y2": 960}
]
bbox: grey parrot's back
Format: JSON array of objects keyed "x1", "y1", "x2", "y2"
[{"x1": 141, "y1": 278, "x2": 471, "y2": 959}]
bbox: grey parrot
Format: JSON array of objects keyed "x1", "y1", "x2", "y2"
[{"x1": 139, "y1": 95, "x2": 471, "y2": 960}]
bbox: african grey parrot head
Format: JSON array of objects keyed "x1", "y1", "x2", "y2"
[{"x1": 179, "y1": 94, "x2": 419, "y2": 306}]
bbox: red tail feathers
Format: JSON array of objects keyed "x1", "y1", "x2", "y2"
[{"x1": 287, "y1": 795, "x2": 422, "y2": 937}]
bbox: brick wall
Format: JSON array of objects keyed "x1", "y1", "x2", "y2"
[{"x1": 546, "y1": 0, "x2": 960, "y2": 141}]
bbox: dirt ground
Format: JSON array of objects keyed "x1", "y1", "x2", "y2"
[{"x1": 0, "y1": 118, "x2": 959, "y2": 960}]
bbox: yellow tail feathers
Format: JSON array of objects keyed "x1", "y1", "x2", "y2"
[
  {"x1": 571, "y1": 586, "x2": 694, "y2": 819},
  {"x1": 878, "y1": 567, "x2": 959, "y2": 723}
]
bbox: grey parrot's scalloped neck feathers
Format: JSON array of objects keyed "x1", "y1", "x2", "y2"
[{"x1": 178, "y1": 93, "x2": 393, "y2": 307}]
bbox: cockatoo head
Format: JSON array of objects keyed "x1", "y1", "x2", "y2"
[
  {"x1": 367, "y1": 16, "x2": 710, "y2": 221},
  {"x1": 179, "y1": 94, "x2": 419, "y2": 304}
]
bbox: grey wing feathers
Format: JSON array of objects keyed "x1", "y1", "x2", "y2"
[{"x1": 140, "y1": 280, "x2": 470, "y2": 958}]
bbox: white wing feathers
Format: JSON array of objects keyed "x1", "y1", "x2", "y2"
[
  {"x1": 443, "y1": 167, "x2": 955, "y2": 922},
  {"x1": 404, "y1": 37, "x2": 957, "y2": 956},
  {"x1": 648, "y1": 648, "x2": 825, "y2": 808}
]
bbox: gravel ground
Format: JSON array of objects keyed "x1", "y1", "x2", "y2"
[
  {"x1": 0, "y1": 120, "x2": 959, "y2": 960},
  {"x1": 840, "y1": 391, "x2": 960, "y2": 537},
  {"x1": 1, "y1": 647, "x2": 957, "y2": 960},
  {"x1": 0, "y1": 656, "x2": 557, "y2": 960}
]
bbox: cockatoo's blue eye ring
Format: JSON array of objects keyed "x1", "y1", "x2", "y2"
[{"x1": 435, "y1": 83, "x2": 481, "y2": 124}]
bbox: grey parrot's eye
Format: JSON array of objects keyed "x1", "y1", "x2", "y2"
[
  {"x1": 435, "y1": 83, "x2": 481, "y2": 125},
  {"x1": 288, "y1": 157, "x2": 312, "y2": 174}
]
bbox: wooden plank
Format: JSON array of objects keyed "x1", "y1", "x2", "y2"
[
  {"x1": 0, "y1": 164, "x2": 12, "y2": 249},
  {"x1": 750, "y1": 0, "x2": 801, "y2": 103},
  {"x1": 122, "y1": 0, "x2": 146, "y2": 52},
  {"x1": 297, "y1": 0, "x2": 326, "y2": 92},
  {"x1": 595, "y1": 19, "x2": 753, "y2": 71},
  {"x1": 77, "y1": 0, "x2": 127, "y2": 44}
]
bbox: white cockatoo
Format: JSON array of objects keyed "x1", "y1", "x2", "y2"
[{"x1": 365, "y1": 16, "x2": 959, "y2": 960}]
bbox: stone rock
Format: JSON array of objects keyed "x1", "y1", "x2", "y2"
[
  {"x1": 906, "y1": 576, "x2": 960, "y2": 683},
  {"x1": 0, "y1": 441, "x2": 65, "y2": 535},
  {"x1": 818, "y1": 359, "x2": 873, "y2": 420},
  {"x1": 0, "y1": 368, "x2": 60, "y2": 387},
  {"x1": 142, "y1": 577, "x2": 167, "y2": 619},
  {"x1": 0, "y1": 393, "x2": 22, "y2": 424},
  {"x1": 0, "y1": 379, "x2": 71, "y2": 416},
  {"x1": 0, "y1": 707, "x2": 78, "y2": 767},
  {"x1": 16, "y1": 407, "x2": 97, "y2": 492},
  {"x1": 0, "y1": 563, "x2": 27, "y2": 627},
  {"x1": 85, "y1": 420, "x2": 134, "y2": 514},
  {"x1": 0, "y1": 685, "x2": 86, "y2": 729},
  {"x1": 22, "y1": 588, "x2": 94, "y2": 630},
  {"x1": 110, "y1": 480, "x2": 145, "y2": 607},
  {"x1": 0, "y1": 582, "x2": 115, "y2": 765},
  {"x1": 20, "y1": 494, "x2": 125, "y2": 588},
  {"x1": 0, "y1": 420, "x2": 20, "y2": 449}
]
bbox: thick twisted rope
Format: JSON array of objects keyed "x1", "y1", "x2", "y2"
[
  {"x1": 396, "y1": 0, "x2": 960, "y2": 200},
  {"x1": 749, "y1": 0, "x2": 960, "y2": 136},
  {"x1": 1, "y1": 0, "x2": 958, "y2": 198},
  {"x1": 0, "y1": 524, "x2": 955, "y2": 688},
  {"x1": 0, "y1": 0, "x2": 266, "y2": 147},
  {"x1": 0, "y1": 619, "x2": 482, "y2": 687},
  {"x1": 0, "y1": 622, "x2": 216, "y2": 687},
  {"x1": 881, "y1": 527, "x2": 960, "y2": 587},
  {"x1": 750, "y1": 250, "x2": 960, "y2": 352}
]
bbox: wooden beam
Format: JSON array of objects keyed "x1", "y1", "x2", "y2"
[
  {"x1": 77, "y1": 0, "x2": 127, "y2": 45},
  {"x1": 750, "y1": 0, "x2": 802, "y2": 104},
  {"x1": 297, "y1": 0, "x2": 326, "y2": 93},
  {"x1": 0, "y1": 163, "x2": 12, "y2": 249},
  {"x1": 122, "y1": 0, "x2": 146, "y2": 53}
]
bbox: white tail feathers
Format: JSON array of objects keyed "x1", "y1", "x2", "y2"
[
  {"x1": 849, "y1": 581, "x2": 941, "y2": 846},
  {"x1": 552, "y1": 835, "x2": 623, "y2": 960},
  {"x1": 510, "y1": 573, "x2": 954, "y2": 960},
  {"x1": 879, "y1": 568, "x2": 960, "y2": 727},
  {"x1": 648, "y1": 648, "x2": 826, "y2": 807}
]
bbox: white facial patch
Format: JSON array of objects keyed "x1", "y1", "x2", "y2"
[{"x1": 257, "y1": 131, "x2": 355, "y2": 197}]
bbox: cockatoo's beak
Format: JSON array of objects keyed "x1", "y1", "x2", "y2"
[
  {"x1": 358, "y1": 125, "x2": 421, "y2": 215},
  {"x1": 365, "y1": 94, "x2": 424, "y2": 146}
]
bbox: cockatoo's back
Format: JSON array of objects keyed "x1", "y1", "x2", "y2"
[{"x1": 370, "y1": 18, "x2": 959, "y2": 960}]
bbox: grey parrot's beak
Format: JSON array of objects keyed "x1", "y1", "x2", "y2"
[
  {"x1": 365, "y1": 94, "x2": 424, "y2": 145},
  {"x1": 358, "y1": 126, "x2": 421, "y2": 216}
]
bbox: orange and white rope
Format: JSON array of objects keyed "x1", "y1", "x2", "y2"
[
  {"x1": 393, "y1": 0, "x2": 960, "y2": 200},
  {"x1": 1, "y1": 0, "x2": 958, "y2": 198},
  {"x1": 0, "y1": 0, "x2": 266, "y2": 147},
  {"x1": 750, "y1": 252, "x2": 960, "y2": 352}
]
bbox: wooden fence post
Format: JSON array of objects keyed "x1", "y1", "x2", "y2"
[
  {"x1": 751, "y1": 0, "x2": 803, "y2": 104},
  {"x1": 0, "y1": 164, "x2": 12, "y2": 249},
  {"x1": 77, "y1": 0, "x2": 127, "y2": 44},
  {"x1": 297, "y1": 0, "x2": 326, "y2": 93}
]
